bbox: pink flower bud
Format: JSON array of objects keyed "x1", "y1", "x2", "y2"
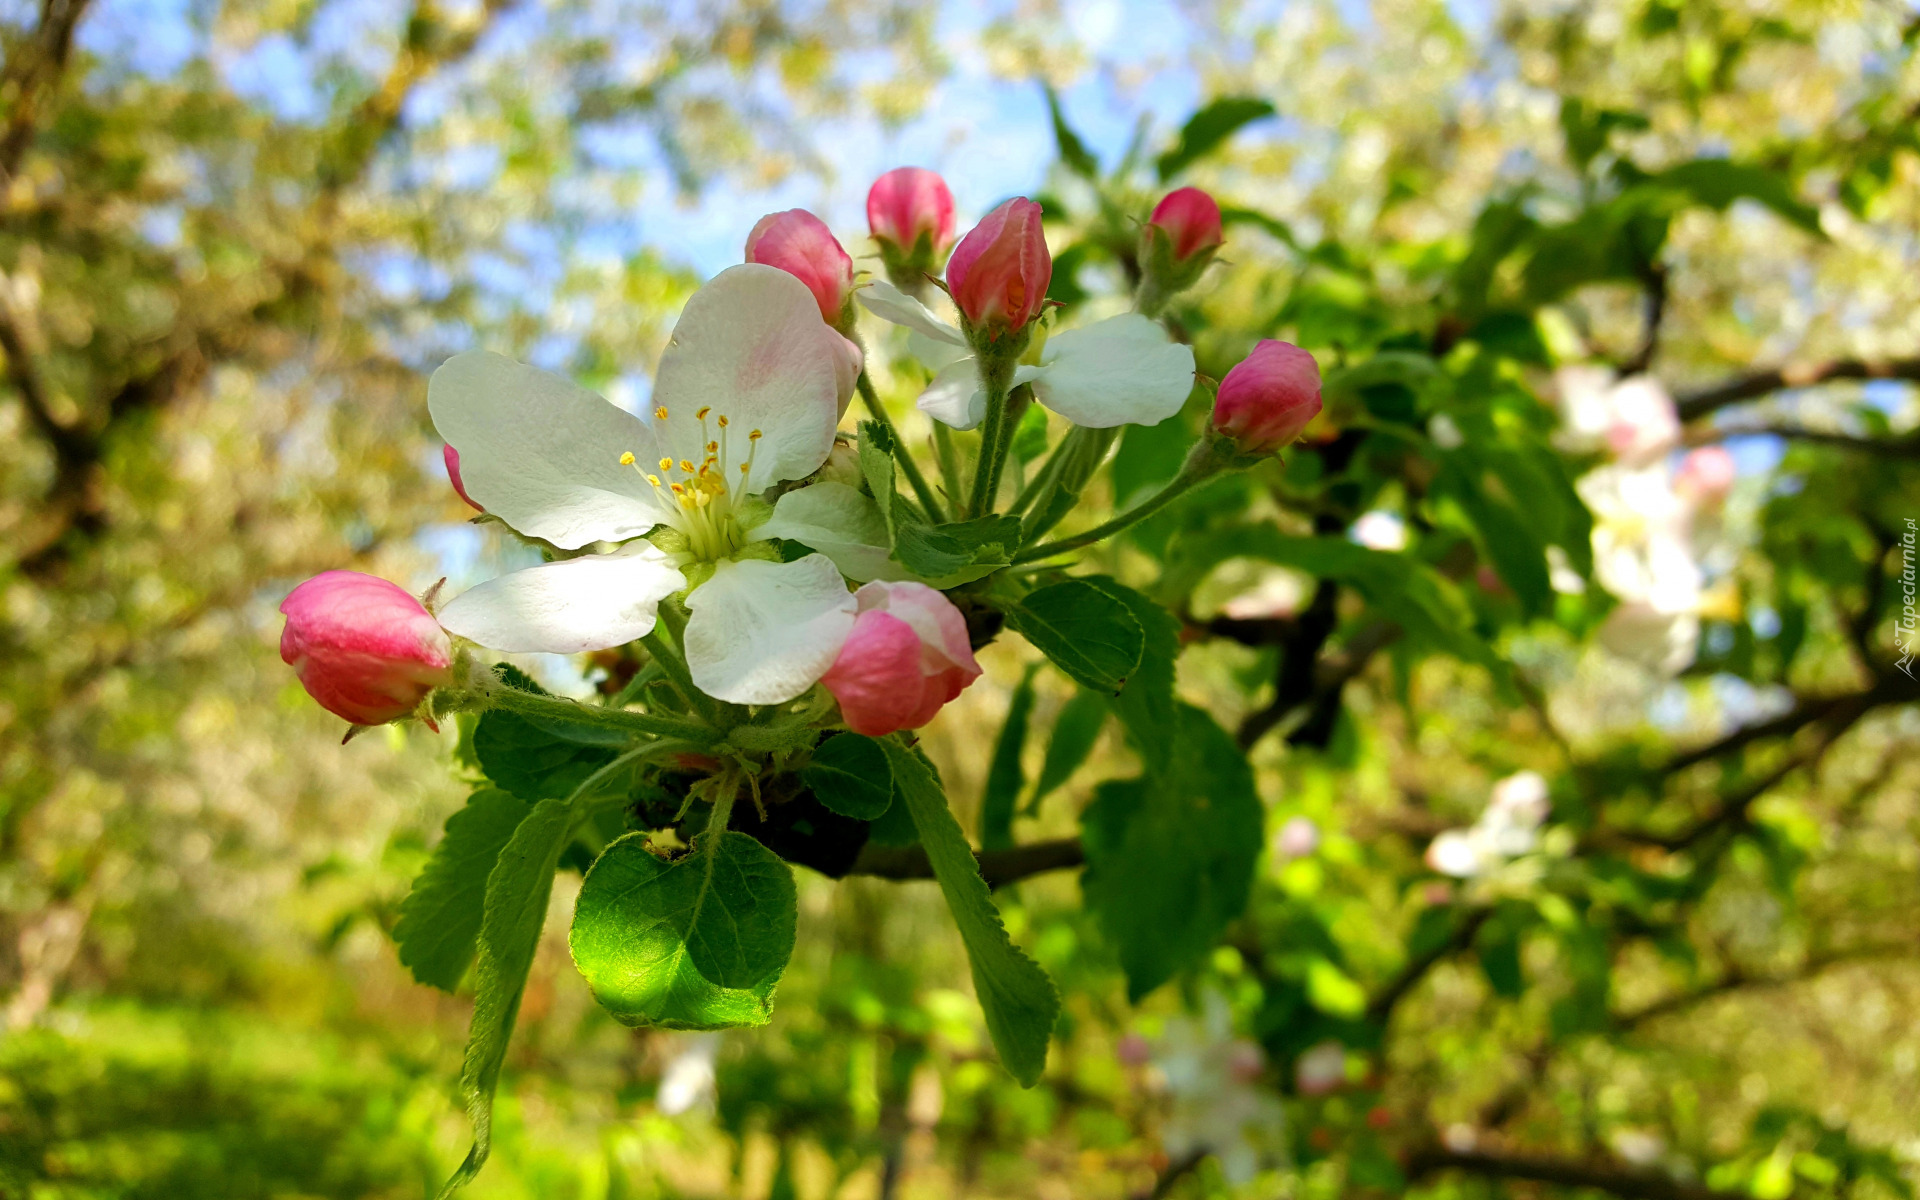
[
  {"x1": 745, "y1": 209, "x2": 856, "y2": 327},
  {"x1": 867, "y1": 167, "x2": 956, "y2": 256},
  {"x1": 945, "y1": 197, "x2": 1051, "y2": 334},
  {"x1": 280, "y1": 571, "x2": 453, "y2": 727},
  {"x1": 819, "y1": 581, "x2": 982, "y2": 737},
  {"x1": 444, "y1": 443, "x2": 481, "y2": 511},
  {"x1": 1148, "y1": 187, "x2": 1223, "y2": 262},
  {"x1": 1212, "y1": 340, "x2": 1322, "y2": 453}
]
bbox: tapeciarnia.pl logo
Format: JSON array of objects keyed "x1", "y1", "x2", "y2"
[{"x1": 1897, "y1": 517, "x2": 1917, "y2": 680}]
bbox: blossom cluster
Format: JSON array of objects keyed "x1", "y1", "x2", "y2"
[{"x1": 279, "y1": 168, "x2": 1323, "y2": 741}]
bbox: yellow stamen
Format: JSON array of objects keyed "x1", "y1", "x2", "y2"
[
  {"x1": 654, "y1": 406, "x2": 668, "y2": 420},
  {"x1": 695, "y1": 406, "x2": 711, "y2": 420},
  {"x1": 647, "y1": 474, "x2": 661, "y2": 487},
  {"x1": 680, "y1": 459, "x2": 695, "y2": 473},
  {"x1": 716, "y1": 415, "x2": 729, "y2": 428},
  {"x1": 659, "y1": 457, "x2": 673, "y2": 472},
  {"x1": 619, "y1": 451, "x2": 635, "y2": 465}
]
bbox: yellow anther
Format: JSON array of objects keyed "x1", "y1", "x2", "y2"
[
  {"x1": 654, "y1": 406, "x2": 668, "y2": 420},
  {"x1": 706, "y1": 440, "x2": 718, "y2": 453},
  {"x1": 619, "y1": 451, "x2": 636, "y2": 465},
  {"x1": 749, "y1": 429, "x2": 763, "y2": 440},
  {"x1": 646, "y1": 474, "x2": 661, "y2": 487},
  {"x1": 670, "y1": 482, "x2": 686, "y2": 494},
  {"x1": 739, "y1": 463, "x2": 750, "y2": 474},
  {"x1": 696, "y1": 406, "x2": 711, "y2": 420},
  {"x1": 656, "y1": 457, "x2": 670, "y2": 472},
  {"x1": 717, "y1": 415, "x2": 730, "y2": 428},
  {"x1": 680, "y1": 459, "x2": 695, "y2": 473}
]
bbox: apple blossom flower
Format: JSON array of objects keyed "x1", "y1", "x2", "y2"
[
  {"x1": 1582, "y1": 462, "x2": 1704, "y2": 674},
  {"x1": 1212, "y1": 339, "x2": 1322, "y2": 452},
  {"x1": 443, "y1": 443, "x2": 481, "y2": 511},
  {"x1": 819, "y1": 581, "x2": 982, "y2": 736},
  {"x1": 745, "y1": 209, "x2": 856, "y2": 331},
  {"x1": 279, "y1": 570, "x2": 453, "y2": 727},
  {"x1": 1425, "y1": 770, "x2": 1552, "y2": 879},
  {"x1": 428, "y1": 265, "x2": 880, "y2": 704},
  {"x1": 858, "y1": 279, "x2": 1194, "y2": 431},
  {"x1": 656, "y1": 1033, "x2": 719, "y2": 1116},
  {"x1": 1152, "y1": 991, "x2": 1287, "y2": 1184},
  {"x1": 1273, "y1": 815, "x2": 1320, "y2": 860},
  {"x1": 944, "y1": 197, "x2": 1050, "y2": 334},
  {"x1": 867, "y1": 167, "x2": 956, "y2": 291},
  {"x1": 1351, "y1": 510, "x2": 1409, "y2": 551},
  {"x1": 1295, "y1": 1040, "x2": 1348, "y2": 1096},
  {"x1": 1675, "y1": 445, "x2": 1736, "y2": 504},
  {"x1": 1555, "y1": 366, "x2": 1679, "y2": 466}
]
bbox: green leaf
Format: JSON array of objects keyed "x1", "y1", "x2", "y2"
[
  {"x1": 1648, "y1": 158, "x2": 1822, "y2": 235},
  {"x1": 1080, "y1": 705, "x2": 1262, "y2": 1001},
  {"x1": 394, "y1": 789, "x2": 530, "y2": 992},
  {"x1": 1156, "y1": 96, "x2": 1275, "y2": 181},
  {"x1": 1011, "y1": 402, "x2": 1050, "y2": 464},
  {"x1": 801, "y1": 733, "x2": 893, "y2": 821},
  {"x1": 1080, "y1": 577, "x2": 1179, "y2": 773},
  {"x1": 1219, "y1": 205, "x2": 1300, "y2": 251},
  {"x1": 438, "y1": 796, "x2": 576, "y2": 1197},
  {"x1": 858, "y1": 419, "x2": 898, "y2": 540},
  {"x1": 472, "y1": 674, "x2": 622, "y2": 801},
  {"x1": 1027, "y1": 689, "x2": 1107, "y2": 813},
  {"x1": 571, "y1": 829, "x2": 796, "y2": 1027},
  {"x1": 1044, "y1": 84, "x2": 1099, "y2": 180},
  {"x1": 980, "y1": 665, "x2": 1038, "y2": 851},
  {"x1": 893, "y1": 514, "x2": 1022, "y2": 584},
  {"x1": 881, "y1": 739, "x2": 1058, "y2": 1085},
  {"x1": 1002, "y1": 580, "x2": 1145, "y2": 695}
]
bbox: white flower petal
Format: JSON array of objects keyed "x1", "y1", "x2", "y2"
[
  {"x1": 918, "y1": 356, "x2": 988, "y2": 430},
  {"x1": 858, "y1": 279, "x2": 966, "y2": 345},
  {"x1": 684, "y1": 554, "x2": 857, "y2": 704},
  {"x1": 652, "y1": 264, "x2": 849, "y2": 494},
  {"x1": 755, "y1": 482, "x2": 908, "y2": 582},
  {"x1": 906, "y1": 329, "x2": 971, "y2": 373},
  {"x1": 1032, "y1": 314, "x2": 1196, "y2": 428},
  {"x1": 429, "y1": 351, "x2": 670, "y2": 550},
  {"x1": 438, "y1": 542, "x2": 686, "y2": 654}
]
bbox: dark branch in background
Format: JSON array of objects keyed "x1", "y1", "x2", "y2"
[
  {"x1": 1366, "y1": 905, "x2": 1492, "y2": 1025},
  {"x1": 1615, "y1": 941, "x2": 1917, "y2": 1032},
  {"x1": 1407, "y1": 1145, "x2": 1747, "y2": 1200},
  {"x1": 1133, "y1": 1150, "x2": 1207, "y2": 1200},
  {"x1": 0, "y1": 0, "x2": 94, "y2": 183},
  {"x1": 1236, "y1": 578, "x2": 1340, "y2": 749},
  {"x1": 849, "y1": 836, "x2": 1085, "y2": 890},
  {"x1": 1689, "y1": 424, "x2": 1920, "y2": 459},
  {"x1": 1675, "y1": 355, "x2": 1920, "y2": 422},
  {"x1": 1656, "y1": 676, "x2": 1914, "y2": 775},
  {"x1": 1619, "y1": 263, "x2": 1668, "y2": 376}
]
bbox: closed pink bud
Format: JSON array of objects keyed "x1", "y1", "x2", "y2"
[
  {"x1": 280, "y1": 571, "x2": 453, "y2": 727},
  {"x1": 745, "y1": 209, "x2": 855, "y2": 327},
  {"x1": 867, "y1": 167, "x2": 956, "y2": 255},
  {"x1": 1148, "y1": 187, "x2": 1223, "y2": 262},
  {"x1": 945, "y1": 197, "x2": 1051, "y2": 334},
  {"x1": 820, "y1": 581, "x2": 982, "y2": 738},
  {"x1": 1212, "y1": 340, "x2": 1323, "y2": 453},
  {"x1": 444, "y1": 443, "x2": 481, "y2": 511},
  {"x1": 1675, "y1": 445, "x2": 1736, "y2": 504}
]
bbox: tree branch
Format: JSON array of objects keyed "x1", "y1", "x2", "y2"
[
  {"x1": 0, "y1": 0, "x2": 95, "y2": 183},
  {"x1": 1615, "y1": 942, "x2": 1918, "y2": 1032},
  {"x1": 849, "y1": 836, "x2": 1085, "y2": 889},
  {"x1": 1407, "y1": 1145, "x2": 1746, "y2": 1200},
  {"x1": 1366, "y1": 905, "x2": 1492, "y2": 1025},
  {"x1": 1675, "y1": 355, "x2": 1920, "y2": 423},
  {"x1": 1687, "y1": 423, "x2": 1920, "y2": 459}
]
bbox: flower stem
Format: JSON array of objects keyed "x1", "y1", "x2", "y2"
[
  {"x1": 856, "y1": 370, "x2": 946, "y2": 522},
  {"x1": 643, "y1": 602, "x2": 722, "y2": 724},
  {"x1": 969, "y1": 358, "x2": 1020, "y2": 516},
  {"x1": 1011, "y1": 439, "x2": 1228, "y2": 564},
  {"x1": 932, "y1": 423, "x2": 965, "y2": 516},
  {"x1": 484, "y1": 682, "x2": 714, "y2": 743},
  {"x1": 1008, "y1": 429, "x2": 1075, "y2": 517}
]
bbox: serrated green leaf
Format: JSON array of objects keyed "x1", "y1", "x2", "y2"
[
  {"x1": 894, "y1": 514, "x2": 1021, "y2": 584},
  {"x1": 438, "y1": 796, "x2": 576, "y2": 1197},
  {"x1": 1080, "y1": 705, "x2": 1262, "y2": 1001},
  {"x1": 801, "y1": 733, "x2": 893, "y2": 820},
  {"x1": 571, "y1": 829, "x2": 795, "y2": 1026},
  {"x1": 1003, "y1": 580, "x2": 1145, "y2": 695},
  {"x1": 1027, "y1": 689, "x2": 1107, "y2": 813},
  {"x1": 1080, "y1": 577, "x2": 1179, "y2": 772},
  {"x1": 472, "y1": 682, "x2": 620, "y2": 801},
  {"x1": 882, "y1": 739, "x2": 1058, "y2": 1086},
  {"x1": 394, "y1": 789, "x2": 530, "y2": 992},
  {"x1": 858, "y1": 419, "x2": 897, "y2": 541},
  {"x1": 1156, "y1": 96, "x2": 1275, "y2": 181},
  {"x1": 980, "y1": 665, "x2": 1038, "y2": 851}
]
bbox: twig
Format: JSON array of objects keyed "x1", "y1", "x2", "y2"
[
  {"x1": 1675, "y1": 355, "x2": 1920, "y2": 422},
  {"x1": 849, "y1": 836, "x2": 1085, "y2": 889},
  {"x1": 1407, "y1": 1145, "x2": 1747, "y2": 1200}
]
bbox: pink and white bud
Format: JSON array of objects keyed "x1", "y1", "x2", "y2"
[
  {"x1": 1295, "y1": 1041, "x2": 1348, "y2": 1096},
  {"x1": 1674, "y1": 445, "x2": 1736, "y2": 505},
  {"x1": 820, "y1": 581, "x2": 982, "y2": 737},
  {"x1": 1148, "y1": 187, "x2": 1224, "y2": 263},
  {"x1": 1211, "y1": 340, "x2": 1322, "y2": 453},
  {"x1": 945, "y1": 197, "x2": 1051, "y2": 335},
  {"x1": 280, "y1": 570, "x2": 453, "y2": 728},
  {"x1": 745, "y1": 209, "x2": 856, "y2": 328},
  {"x1": 444, "y1": 443, "x2": 482, "y2": 511},
  {"x1": 868, "y1": 167, "x2": 956, "y2": 257}
]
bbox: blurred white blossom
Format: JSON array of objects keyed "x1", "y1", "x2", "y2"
[{"x1": 1153, "y1": 992, "x2": 1287, "y2": 1183}]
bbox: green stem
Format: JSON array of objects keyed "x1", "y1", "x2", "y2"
[
  {"x1": 1009, "y1": 431, "x2": 1074, "y2": 518},
  {"x1": 932, "y1": 422, "x2": 965, "y2": 516},
  {"x1": 642, "y1": 604, "x2": 719, "y2": 723},
  {"x1": 1011, "y1": 441, "x2": 1227, "y2": 564},
  {"x1": 857, "y1": 371, "x2": 946, "y2": 522},
  {"x1": 968, "y1": 359, "x2": 1020, "y2": 516},
  {"x1": 484, "y1": 684, "x2": 713, "y2": 743}
]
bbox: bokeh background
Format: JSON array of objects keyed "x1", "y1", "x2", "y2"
[{"x1": 3, "y1": 0, "x2": 1919, "y2": 1197}]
